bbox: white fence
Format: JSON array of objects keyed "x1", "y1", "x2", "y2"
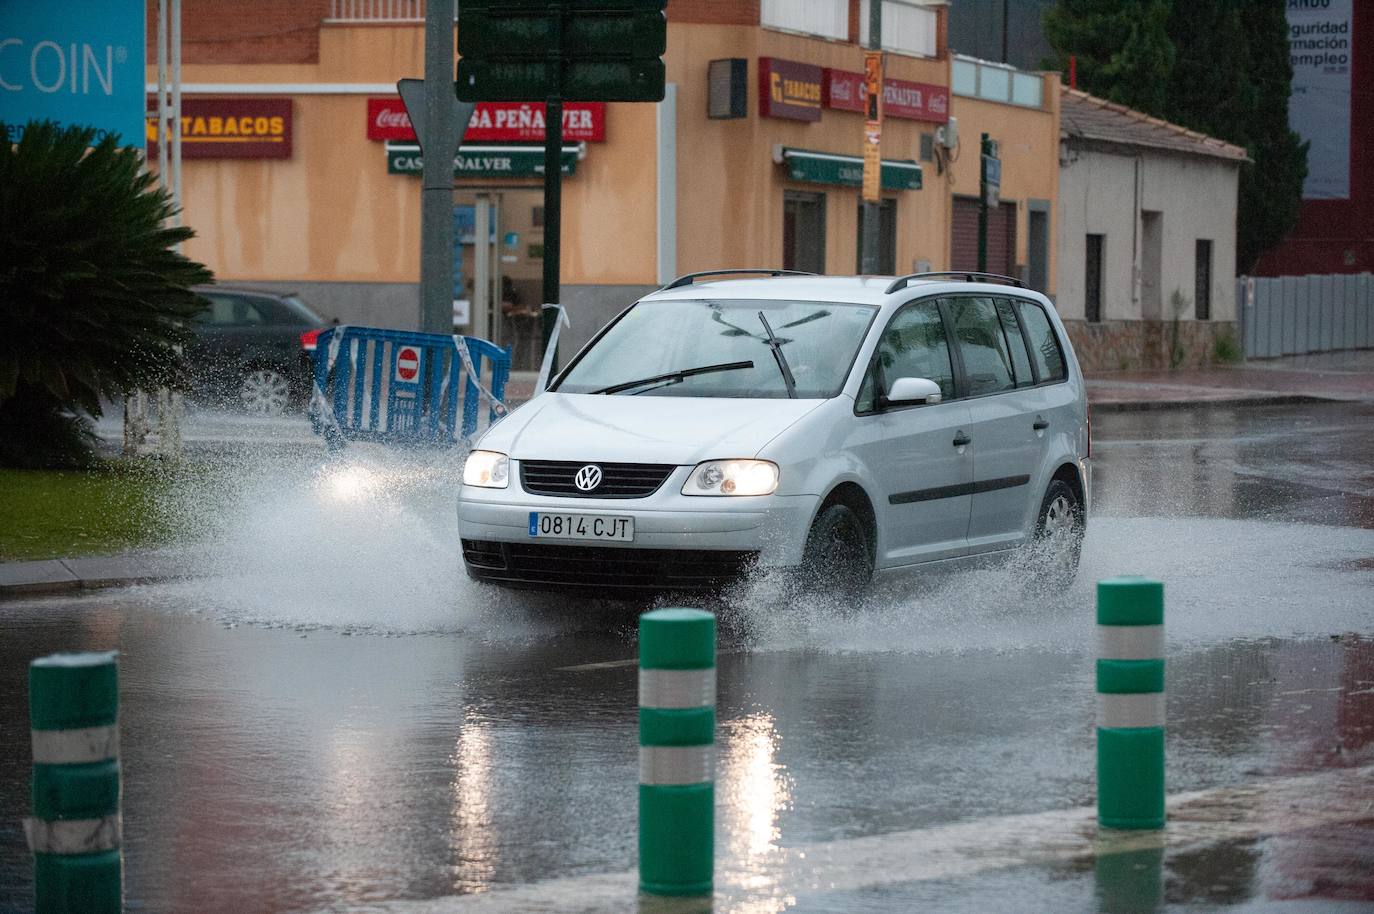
[{"x1": 1239, "y1": 273, "x2": 1373, "y2": 359}]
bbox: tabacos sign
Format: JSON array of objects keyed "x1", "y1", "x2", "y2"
[
  {"x1": 145, "y1": 97, "x2": 292, "y2": 158},
  {"x1": 758, "y1": 57, "x2": 822, "y2": 122},
  {"x1": 823, "y1": 69, "x2": 949, "y2": 123},
  {"x1": 368, "y1": 98, "x2": 606, "y2": 142}
]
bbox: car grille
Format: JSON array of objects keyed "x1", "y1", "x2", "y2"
[
  {"x1": 461, "y1": 540, "x2": 758, "y2": 592},
  {"x1": 519, "y1": 460, "x2": 676, "y2": 498}
]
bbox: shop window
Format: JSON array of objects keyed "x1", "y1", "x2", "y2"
[
  {"x1": 855, "y1": 199, "x2": 897, "y2": 275},
  {"x1": 784, "y1": 191, "x2": 826, "y2": 274},
  {"x1": 1085, "y1": 234, "x2": 1104, "y2": 323},
  {"x1": 1195, "y1": 239, "x2": 1212, "y2": 320},
  {"x1": 761, "y1": 0, "x2": 848, "y2": 41}
]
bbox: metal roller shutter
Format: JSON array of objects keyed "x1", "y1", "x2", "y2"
[{"x1": 951, "y1": 196, "x2": 1017, "y2": 276}]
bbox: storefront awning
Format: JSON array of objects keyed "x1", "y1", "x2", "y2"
[
  {"x1": 775, "y1": 146, "x2": 922, "y2": 191},
  {"x1": 387, "y1": 142, "x2": 584, "y2": 178}
]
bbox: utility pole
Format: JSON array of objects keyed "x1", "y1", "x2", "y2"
[
  {"x1": 859, "y1": 0, "x2": 882, "y2": 275},
  {"x1": 419, "y1": 0, "x2": 459, "y2": 334},
  {"x1": 977, "y1": 133, "x2": 1000, "y2": 273}
]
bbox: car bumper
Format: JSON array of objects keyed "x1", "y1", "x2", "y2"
[{"x1": 457, "y1": 473, "x2": 819, "y2": 592}]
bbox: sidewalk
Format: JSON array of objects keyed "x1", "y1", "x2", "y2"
[
  {"x1": 0, "y1": 548, "x2": 209, "y2": 600},
  {"x1": 1086, "y1": 350, "x2": 1374, "y2": 411}
]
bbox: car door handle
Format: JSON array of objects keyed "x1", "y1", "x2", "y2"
[
  {"x1": 952, "y1": 431, "x2": 971, "y2": 447},
  {"x1": 1032, "y1": 416, "x2": 1049, "y2": 430}
]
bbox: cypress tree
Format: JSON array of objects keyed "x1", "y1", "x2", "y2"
[
  {"x1": 1044, "y1": 0, "x2": 1175, "y2": 113},
  {"x1": 1231, "y1": 2, "x2": 1308, "y2": 272}
]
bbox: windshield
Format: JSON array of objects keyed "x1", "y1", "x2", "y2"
[{"x1": 553, "y1": 299, "x2": 878, "y2": 399}]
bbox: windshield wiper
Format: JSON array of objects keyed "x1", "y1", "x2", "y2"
[
  {"x1": 592, "y1": 360, "x2": 754, "y2": 395},
  {"x1": 758, "y1": 312, "x2": 797, "y2": 398}
]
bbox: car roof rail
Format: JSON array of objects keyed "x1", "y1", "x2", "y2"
[
  {"x1": 885, "y1": 271, "x2": 1025, "y2": 294},
  {"x1": 660, "y1": 269, "x2": 818, "y2": 290}
]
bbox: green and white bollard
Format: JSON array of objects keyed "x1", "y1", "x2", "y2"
[
  {"x1": 1096, "y1": 577, "x2": 1165, "y2": 830},
  {"x1": 638, "y1": 609, "x2": 715, "y2": 897},
  {"x1": 25, "y1": 652, "x2": 122, "y2": 914}
]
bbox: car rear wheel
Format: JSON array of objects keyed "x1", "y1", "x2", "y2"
[
  {"x1": 239, "y1": 368, "x2": 290, "y2": 415},
  {"x1": 797, "y1": 503, "x2": 873, "y2": 600},
  {"x1": 1028, "y1": 478, "x2": 1084, "y2": 591}
]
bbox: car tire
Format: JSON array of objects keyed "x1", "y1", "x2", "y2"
[
  {"x1": 797, "y1": 503, "x2": 873, "y2": 600},
  {"x1": 239, "y1": 368, "x2": 291, "y2": 416},
  {"x1": 1028, "y1": 478, "x2": 1084, "y2": 591}
]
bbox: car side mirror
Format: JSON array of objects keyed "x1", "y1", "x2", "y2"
[{"x1": 882, "y1": 377, "x2": 943, "y2": 408}]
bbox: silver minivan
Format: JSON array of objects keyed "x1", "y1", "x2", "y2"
[{"x1": 459, "y1": 271, "x2": 1090, "y2": 596}]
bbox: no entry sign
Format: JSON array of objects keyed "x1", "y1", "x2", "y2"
[{"x1": 395, "y1": 346, "x2": 420, "y2": 382}]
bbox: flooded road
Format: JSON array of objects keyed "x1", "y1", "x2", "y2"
[{"x1": 2, "y1": 401, "x2": 1372, "y2": 912}]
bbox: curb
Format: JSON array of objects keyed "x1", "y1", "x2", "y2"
[
  {"x1": 0, "y1": 554, "x2": 199, "y2": 601},
  {"x1": 1088, "y1": 394, "x2": 1331, "y2": 413}
]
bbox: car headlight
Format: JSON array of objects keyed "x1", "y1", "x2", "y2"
[
  {"x1": 463, "y1": 450, "x2": 509, "y2": 488},
  {"x1": 682, "y1": 459, "x2": 779, "y2": 496}
]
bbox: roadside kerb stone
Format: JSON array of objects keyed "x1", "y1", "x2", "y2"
[{"x1": 0, "y1": 550, "x2": 205, "y2": 599}]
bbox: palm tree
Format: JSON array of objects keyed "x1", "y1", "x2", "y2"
[{"x1": 0, "y1": 121, "x2": 212, "y2": 467}]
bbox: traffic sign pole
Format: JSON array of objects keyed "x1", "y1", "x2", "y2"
[
  {"x1": 978, "y1": 132, "x2": 989, "y2": 273},
  {"x1": 541, "y1": 95, "x2": 563, "y2": 372}
]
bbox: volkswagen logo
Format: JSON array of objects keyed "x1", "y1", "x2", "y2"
[{"x1": 574, "y1": 464, "x2": 603, "y2": 492}]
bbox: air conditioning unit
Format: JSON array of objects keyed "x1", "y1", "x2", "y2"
[{"x1": 936, "y1": 116, "x2": 959, "y2": 150}]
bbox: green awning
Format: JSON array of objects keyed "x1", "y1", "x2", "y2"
[
  {"x1": 778, "y1": 146, "x2": 922, "y2": 191},
  {"x1": 387, "y1": 142, "x2": 582, "y2": 178}
]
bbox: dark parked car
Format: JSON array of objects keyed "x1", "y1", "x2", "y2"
[{"x1": 186, "y1": 286, "x2": 330, "y2": 415}]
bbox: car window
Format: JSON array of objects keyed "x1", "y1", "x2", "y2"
[
  {"x1": 554, "y1": 299, "x2": 878, "y2": 399},
  {"x1": 198, "y1": 294, "x2": 264, "y2": 326},
  {"x1": 252, "y1": 297, "x2": 315, "y2": 326},
  {"x1": 1015, "y1": 300, "x2": 1068, "y2": 382},
  {"x1": 947, "y1": 297, "x2": 1015, "y2": 396},
  {"x1": 873, "y1": 300, "x2": 955, "y2": 403},
  {"x1": 994, "y1": 298, "x2": 1035, "y2": 386}
]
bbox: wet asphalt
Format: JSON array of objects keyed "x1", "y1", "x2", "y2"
[{"x1": 2, "y1": 400, "x2": 1372, "y2": 913}]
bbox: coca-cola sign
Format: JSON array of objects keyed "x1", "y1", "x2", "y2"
[
  {"x1": 822, "y1": 70, "x2": 950, "y2": 124},
  {"x1": 367, "y1": 98, "x2": 606, "y2": 142}
]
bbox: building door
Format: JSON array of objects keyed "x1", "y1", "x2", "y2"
[
  {"x1": 1141, "y1": 210, "x2": 1163, "y2": 320},
  {"x1": 454, "y1": 188, "x2": 546, "y2": 370},
  {"x1": 784, "y1": 191, "x2": 826, "y2": 273},
  {"x1": 855, "y1": 199, "x2": 897, "y2": 274},
  {"x1": 951, "y1": 196, "x2": 1016, "y2": 276}
]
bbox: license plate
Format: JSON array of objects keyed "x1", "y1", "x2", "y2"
[{"x1": 528, "y1": 511, "x2": 634, "y2": 542}]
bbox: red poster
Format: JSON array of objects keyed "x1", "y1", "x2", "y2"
[
  {"x1": 367, "y1": 98, "x2": 606, "y2": 142},
  {"x1": 146, "y1": 98, "x2": 293, "y2": 159},
  {"x1": 758, "y1": 57, "x2": 822, "y2": 122}
]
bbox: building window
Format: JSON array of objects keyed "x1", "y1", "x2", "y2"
[
  {"x1": 856, "y1": 199, "x2": 897, "y2": 275},
  {"x1": 761, "y1": 0, "x2": 848, "y2": 42},
  {"x1": 860, "y1": 1, "x2": 938, "y2": 58},
  {"x1": 531, "y1": 206, "x2": 544, "y2": 228},
  {"x1": 1195, "y1": 239, "x2": 1212, "y2": 320},
  {"x1": 952, "y1": 55, "x2": 1044, "y2": 109},
  {"x1": 784, "y1": 191, "x2": 826, "y2": 274},
  {"x1": 1085, "y1": 234, "x2": 1104, "y2": 323}
]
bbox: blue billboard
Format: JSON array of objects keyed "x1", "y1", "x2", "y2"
[{"x1": 0, "y1": 1, "x2": 146, "y2": 147}]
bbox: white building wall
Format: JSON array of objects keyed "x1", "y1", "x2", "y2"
[{"x1": 1057, "y1": 144, "x2": 1239, "y2": 322}]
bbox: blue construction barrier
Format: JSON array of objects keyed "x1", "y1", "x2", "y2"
[{"x1": 309, "y1": 326, "x2": 510, "y2": 449}]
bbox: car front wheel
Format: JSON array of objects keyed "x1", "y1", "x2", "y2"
[{"x1": 796, "y1": 503, "x2": 873, "y2": 601}]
